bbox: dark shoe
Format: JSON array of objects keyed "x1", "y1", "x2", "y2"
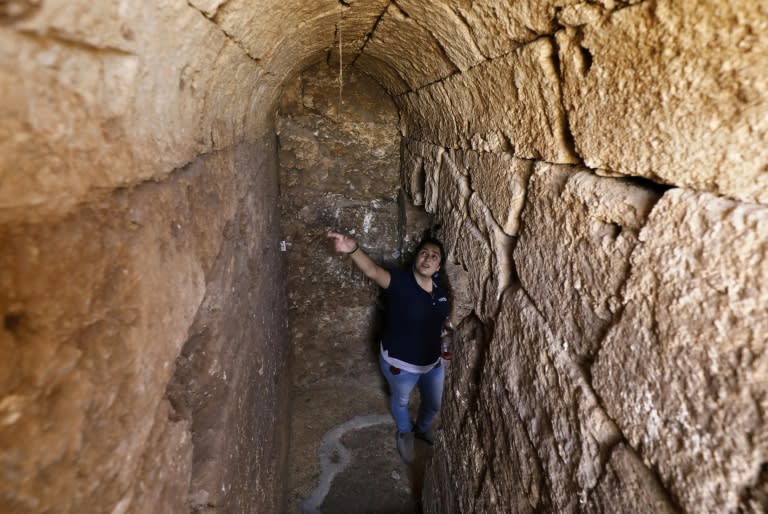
[
  {"x1": 414, "y1": 429, "x2": 435, "y2": 445},
  {"x1": 395, "y1": 430, "x2": 414, "y2": 464}
]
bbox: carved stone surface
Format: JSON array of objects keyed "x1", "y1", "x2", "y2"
[
  {"x1": 594, "y1": 189, "x2": 768, "y2": 512},
  {"x1": 0, "y1": 143, "x2": 289, "y2": 514},
  {"x1": 457, "y1": 149, "x2": 533, "y2": 236},
  {"x1": 425, "y1": 289, "x2": 674, "y2": 513},
  {"x1": 558, "y1": 0, "x2": 768, "y2": 204},
  {"x1": 397, "y1": 38, "x2": 578, "y2": 163},
  {"x1": 514, "y1": 162, "x2": 660, "y2": 358}
]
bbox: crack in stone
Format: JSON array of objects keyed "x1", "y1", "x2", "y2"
[
  {"x1": 450, "y1": 5, "x2": 487, "y2": 60},
  {"x1": 186, "y1": 0, "x2": 262, "y2": 64},
  {"x1": 350, "y1": 0, "x2": 391, "y2": 66},
  {"x1": 15, "y1": 27, "x2": 136, "y2": 56},
  {"x1": 549, "y1": 34, "x2": 583, "y2": 165}
]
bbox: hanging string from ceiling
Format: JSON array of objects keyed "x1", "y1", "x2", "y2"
[{"x1": 338, "y1": 4, "x2": 343, "y2": 119}]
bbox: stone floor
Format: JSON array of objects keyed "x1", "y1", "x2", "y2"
[{"x1": 285, "y1": 365, "x2": 436, "y2": 514}]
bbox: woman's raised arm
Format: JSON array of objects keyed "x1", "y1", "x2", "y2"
[{"x1": 327, "y1": 231, "x2": 391, "y2": 289}]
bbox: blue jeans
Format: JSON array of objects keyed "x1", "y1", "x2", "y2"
[{"x1": 378, "y1": 353, "x2": 445, "y2": 433}]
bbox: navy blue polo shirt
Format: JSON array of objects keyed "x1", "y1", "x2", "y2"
[{"x1": 381, "y1": 268, "x2": 449, "y2": 366}]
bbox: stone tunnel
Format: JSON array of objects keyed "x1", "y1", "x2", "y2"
[{"x1": 1, "y1": 0, "x2": 766, "y2": 513}]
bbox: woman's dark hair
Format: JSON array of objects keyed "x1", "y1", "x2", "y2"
[{"x1": 415, "y1": 237, "x2": 445, "y2": 266}]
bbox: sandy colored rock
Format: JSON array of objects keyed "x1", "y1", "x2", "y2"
[
  {"x1": 398, "y1": 38, "x2": 578, "y2": 163},
  {"x1": 593, "y1": 188, "x2": 768, "y2": 512},
  {"x1": 453, "y1": 219, "x2": 491, "y2": 322},
  {"x1": 437, "y1": 151, "x2": 471, "y2": 220},
  {"x1": 467, "y1": 194, "x2": 515, "y2": 321},
  {"x1": 452, "y1": 0, "x2": 582, "y2": 58},
  {"x1": 0, "y1": 2, "x2": 264, "y2": 223},
  {"x1": 0, "y1": 142, "x2": 289, "y2": 513},
  {"x1": 363, "y1": 2, "x2": 457, "y2": 93},
  {"x1": 458, "y1": 149, "x2": 533, "y2": 236},
  {"x1": 394, "y1": 0, "x2": 485, "y2": 72},
  {"x1": 401, "y1": 138, "x2": 445, "y2": 211},
  {"x1": 558, "y1": 0, "x2": 768, "y2": 204},
  {"x1": 587, "y1": 443, "x2": 677, "y2": 513},
  {"x1": 514, "y1": 162, "x2": 660, "y2": 358},
  {"x1": 427, "y1": 288, "x2": 663, "y2": 513}
]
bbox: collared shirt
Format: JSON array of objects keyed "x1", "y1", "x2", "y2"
[{"x1": 380, "y1": 268, "x2": 449, "y2": 371}]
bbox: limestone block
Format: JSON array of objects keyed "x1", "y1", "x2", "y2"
[
  {"x1": 451, "y1": 0, "x2": 582, "y2": 58},
  {"x1": 454, "y1": 220, "x2": 490, "y2": 322},
  {"x1": 394, "y1": 0, "x2": 485, "y2": 71},
  {"x1": 437, "y1": 150, "x2": 471, "y2": 221},
  {"x1": 12, "y1": 0, "x2": 136, "y2": 52},
  {"x1": 458, "y1": 150, "x2": 533, "y2": 236},
  {"x1": 398, "y1": 190, "x2": 432, "y2": 258},
  {"x1": 468, "y1": 194, "x2": 516, "y2": 320},
  {"x1": 444, "y1": 289, "x2": 631, "y2": 512},
  {"x1": 440, "y1": 260, "x2": 473, "y2": 326},
  {"x1": 587, "y1": 443, "x2": 676, "y2": 513},
  {"x1": 334, "y1": 0, "x2": 390, "y2": 56},
  {"x1": 440, "y1": 316, "x2": 486, "y2": 425},
  {"x1": 593, "y1": 189, "x2": 768, "y2": 512},
  {"x1": 0, "y1": 2, "x2": 264, "y2": 223},
  {"x1": 212, "y1": 0, "x2": 334, "y2": 61},
  {"x1": 394, "y1": 79, "x2": 458, "y2": 149},
  {"x1": 0, "y1": 141, "x2": 282, "y2": 514},
  {"x1": 188, "y1": 0, "x2": 228, "y2": 18},
  {"x1": 557, "y1": 0, "x2": 768, "y2": 204},
  {"x1": 363, "y1": 3, "x2": 457, "y2": 92},
  {"x1": 400, "y1": 138, "x2": 425, "y2": 205},
  {"x1": 514, "y1": 162, "x2": 659, "y2": 358},
  {"x1": 422, "y1": 142, "x2": 445, "y2": 215},
  {"x1": 354, "y1": 52, "x2": 410, "y2": 96},
  {"x1": 398, "y1": 38, "x2": 578, "y2": 163}
]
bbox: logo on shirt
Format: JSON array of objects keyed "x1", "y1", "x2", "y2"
[{"x1": 438, "y1": 297, "x2": 448, "y2": 302}]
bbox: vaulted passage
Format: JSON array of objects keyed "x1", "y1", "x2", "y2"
[{"x1": 1, "y1": 1, "x2": 767, "y2": 513}]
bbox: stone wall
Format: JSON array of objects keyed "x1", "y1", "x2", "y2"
[
  {"x1": 0, "y1": 141, "x2": 290, "y2": 514},
  {"x1": 2, "y1": 0, "x2": 767, "y2": 512},
  {"x1": 276, "y1": 61, "x2": 403, "y2": 391},
  {"x1": 276, "y1": 62, "x2": 431, "y2": 509},
  {"x1": 387, "y1": 1, "x2": 767, "y2": 512}
]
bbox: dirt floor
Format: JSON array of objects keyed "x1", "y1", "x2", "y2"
[{"x1": 285, "y1": 363, "x2": 437, "y2": 514}]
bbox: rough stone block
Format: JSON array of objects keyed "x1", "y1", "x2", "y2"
[
  {"x1": 514, "y1": 162, "x2": 660, "y2": 358},
  {"x1": 453, "y1": 219, "x2": 490, "y2": 322},
  {"x1": 398, "y1": 38, "x2": 578, "y2": 164},
  {"x1": 459, "y1": 149, "x2": 533, "y2": 236},
  {"x1": 593, "y1": 189, "x2": 768, "y2": 512},
  {"x1": 468, "y1": 194, "x2": 516, "y2": 320},
  {"x1": 0, "y1": 143, "x2": 289, "y2": 514},
  {"x1": 399, "y1": 139, "x2": 446, "y2": 213},
  {"x1": 422, "y1": 142, "x2": 445, "y2": 215},
  {"x1": 451, "y1": 0, "x2": 582, "y2": 58},
  {"x1": 587, "y1": 443, "x2": 676, "y2": 513},
  {"x1": 557, "y1": 0, "x2": 768, "y2": 204},
  {"x1": 354, "y1": 52, "x2": 410, "y2": 96},
  {"x1": 362, "y1": 2, "x2": 457, "y2": 92},
  {"x1": 437, "y1": 150, "x2": 471, "y2": 221},
  {"x1": 0, "y1": 3, "x2": 264, "y2": 223},
  {"x1": 400, "y1": 139, "x2": 425, "y2": 205},
  {"x1": 433, "y1": 289, "x2": 632, "y2": 512},
  {"x1": 394, "y1": 0, "x2": 485, "y2": 71}
]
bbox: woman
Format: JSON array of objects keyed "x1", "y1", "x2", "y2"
[{"x1": 327, "y1": 231, "x2": 452, "y2": 464}]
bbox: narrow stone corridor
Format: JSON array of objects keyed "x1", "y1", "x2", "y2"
[
  {"x1": 2, "y1": 1, "x2": 767, "y2": 513},
  {"x1": 276, "y1": 61, "x2": 433, "y2": 513}
]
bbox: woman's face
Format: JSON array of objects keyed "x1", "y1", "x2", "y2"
[{"x1": 414, "y1": 243, "x2": 442, "y2": 278}]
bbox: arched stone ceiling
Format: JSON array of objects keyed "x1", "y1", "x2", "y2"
[{"x1": 1, "y1": 0, "x2": 766, "y2": 223}]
